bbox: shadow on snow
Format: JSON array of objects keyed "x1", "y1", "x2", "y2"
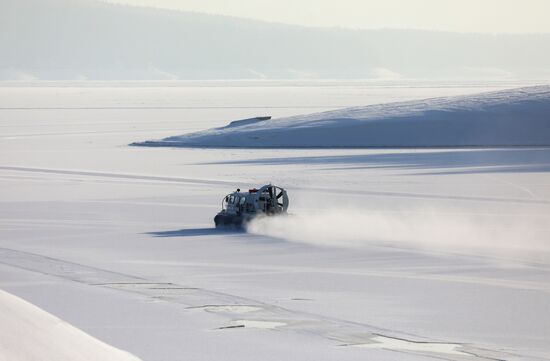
[
  {"x1": 147, "y1": 228, "x2": 245, "y2": 238},
  {"x1": 204, "y1": 148, "x2": 550, "y2": 175}
]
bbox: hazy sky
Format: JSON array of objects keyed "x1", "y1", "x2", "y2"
[{"x1": 103, "y1": 0, "x2": 550, "y2": 34}]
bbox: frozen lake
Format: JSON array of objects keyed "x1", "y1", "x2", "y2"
[{"x1": 1, "y1": 81, "x2": 549, "y2": 361}]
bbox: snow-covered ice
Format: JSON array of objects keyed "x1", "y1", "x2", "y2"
[
  {"x1": 1, "y1": 81, "x2": 550, "y2": 361},
  {"x1": 134, "y1": 85, "x2": 550, "y2": 147}
]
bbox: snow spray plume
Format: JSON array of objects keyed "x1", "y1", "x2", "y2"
[{"x1": 246, "y1": 208, "x2": 549, "y2": 262}]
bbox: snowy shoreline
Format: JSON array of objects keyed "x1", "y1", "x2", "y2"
[
  {"x1": 133, "y1": 85, "x2": 550, "y2": 148},
  {"x1": 133, "y1": 143, "x2": 550, "y2": 149}
]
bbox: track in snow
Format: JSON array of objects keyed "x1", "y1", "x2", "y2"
[{"x1": 0, "y1": 247, "x2": 525, "y2": 361}]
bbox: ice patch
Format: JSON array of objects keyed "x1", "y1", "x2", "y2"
[
  {"x1": 230, "y1": 320, "x2": 287, "y2": 329},
  {"x1": 196, "y1": 305, "x2": 262, "y2": 314},
  {"x1": 354, "y1": 335, "x2": 470, "y2": 357}
]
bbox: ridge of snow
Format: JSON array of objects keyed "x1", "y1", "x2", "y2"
[{"x1": 0, "y1": 289, "x2": 142, "y2": 361}]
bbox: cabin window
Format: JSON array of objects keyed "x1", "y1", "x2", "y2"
[
  {"x1": 229, "y1": 195, "x2": 235, "y2": 204},
  {"x1": 240, "y1": 197, "x2": 246, "y2": 205}
]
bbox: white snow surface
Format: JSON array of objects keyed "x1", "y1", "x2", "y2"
[
  {"x1": 0, "y1": 289, "x2": 142, "y2": 361},
  {"x1": 1, "y1": 82, "x2": 550, "y2": 361},
  {"x1": 135, "y1": 85, "x2": 550, "y2": 147}
]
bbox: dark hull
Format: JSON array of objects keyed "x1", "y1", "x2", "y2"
[{"x1": 214, "y1": 212, "x2": 247, "y2": 228}]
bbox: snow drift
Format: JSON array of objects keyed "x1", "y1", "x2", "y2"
[
  {"x1": 133, "y1": 86, "x2": 550, "y2": 148},
  {"x1": 0, "y1": 289, "x2": 142, "y2": 361}
]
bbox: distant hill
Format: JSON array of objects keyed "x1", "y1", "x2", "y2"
[
  {"x1": 132, "y1": 86, "x2": 550, "y2": 147},
  {"x1": 1, "y1": 0, "x2": 550, "y2": 80}
]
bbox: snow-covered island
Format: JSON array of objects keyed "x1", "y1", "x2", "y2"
[{"x1": 133, "y1": 86, "x2": 550, "y2": 148}]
